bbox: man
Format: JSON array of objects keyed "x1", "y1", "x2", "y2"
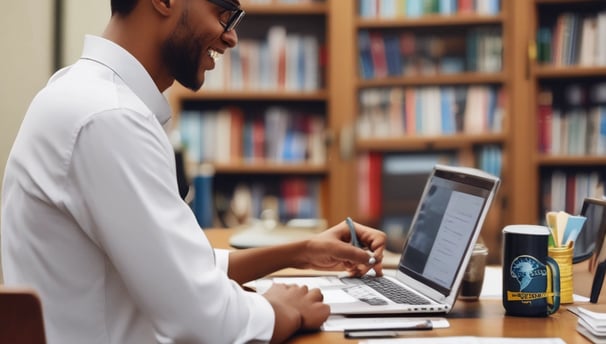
[{"x1": 1, "y1": 0, "x2": 386, "y2": 343}]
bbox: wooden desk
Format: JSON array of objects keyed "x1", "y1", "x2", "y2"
[{"x1": 205, "y1": 228, "x2": 604, "y2": 343}]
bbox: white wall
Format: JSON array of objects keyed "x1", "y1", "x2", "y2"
[{"x1": 0, "y1": 1, "x2": 108, "y2": 284}]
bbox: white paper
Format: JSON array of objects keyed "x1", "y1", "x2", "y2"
[
  {"x1": 359, "y1": 336, "x2": 567, "y2": 344},
  {"x1": 321, "y1": 315, "x2": 449, "y2": 331}
]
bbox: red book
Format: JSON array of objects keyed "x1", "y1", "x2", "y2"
[
  {"x1": 228, "y1": 107, "x2": 244, "y2": 160},
  {"x1": 252, "y1": 117, "x2": 265, "y2": 161},
  {"x1": 369, "y1": 31, "x2": 388, "y2": 78},
  {"x1": 458, "y1": 0, "x2": 473, "y2": 14}
]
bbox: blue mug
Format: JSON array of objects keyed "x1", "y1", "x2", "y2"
[{"x1": 502, "y1": 225, "x2": 560, "y2": 317}]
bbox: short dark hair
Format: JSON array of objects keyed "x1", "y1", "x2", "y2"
[{"x1": 111, "y1": 0, "x2": 138, "y2": 15}]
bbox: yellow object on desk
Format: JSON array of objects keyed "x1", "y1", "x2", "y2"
[{"x1": 549, "y1": 243, "x2": 574, "y2": 304}]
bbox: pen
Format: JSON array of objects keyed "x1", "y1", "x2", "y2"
[
  {"x1": 344, "y1": 320, "x2": 433, "y2": 338},
  {"x1": 346, "y1": 217, "x2": 377, "y2": 265},
  {"x1": 346, "y1": 217, "x2": 361, "y2": 248}
]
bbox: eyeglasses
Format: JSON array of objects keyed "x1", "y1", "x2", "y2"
[{"x1": 206, "y1": 0, "x2": 245, "y2": 32}]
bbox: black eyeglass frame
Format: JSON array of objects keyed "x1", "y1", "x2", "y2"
[{"x1": 206, "y1": 0, "x2": 245, "y2": 32}]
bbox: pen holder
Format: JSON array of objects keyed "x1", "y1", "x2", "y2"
[{"x1": 548, "y1": 246, "x2": 574, "y2": 304}]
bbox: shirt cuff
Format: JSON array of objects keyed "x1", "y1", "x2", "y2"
[
  {"x1": 214, "y1": 249, "x2": 230, "y2": 273},
  {"x1": 240, "y1": 291, "x2": 275, "y2": 343}
]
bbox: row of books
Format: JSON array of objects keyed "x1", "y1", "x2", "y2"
[
  {"x1": 475, "y1": 144, "x2": 502, "y2": 179},
  {"x1": 204, "y1": 26, "x2": 323, "y2": 91},
  {"x1": 541, "y1": 170, "x2": 604, "y2": 218},
  {"x1": 243, "y1": 0, "x2": 323, "y2": 4},
  {"x1": 357, "y1": 149, "x2": 501, "y2": 221},
  {"x1": 537, "y1": 83, "x2": 606, "y2": 155},
  {"x1": 179, "y1": 107, "x2": 327, "y2": 165},
  {"x1": 359, "y1": 28, "x2": 502, "y2": 79},
  {"x1": 356, "y1": 85, "x2": 505, "y2": 138},
  {"x1": 358, "y1": 0, "x2": 501, "y2": 18},
  {"x1": 536, "y1": 11, "x2": 606, "y2": 67},
  {"x1": 213, "y1": 178, "x2": 324, "y2": 226}
]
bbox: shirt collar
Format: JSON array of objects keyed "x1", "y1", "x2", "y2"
[{"x1": 80, "y1": 35, "x2": 172, "y2": 125}]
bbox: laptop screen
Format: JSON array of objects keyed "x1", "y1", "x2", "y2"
[{"x1": 398, "y1": 167, "x2": 496, "y2": 296}]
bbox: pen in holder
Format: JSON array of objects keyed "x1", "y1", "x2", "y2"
[{"x1": 548, "y1": 244, "x2": 574, "y2": 304}]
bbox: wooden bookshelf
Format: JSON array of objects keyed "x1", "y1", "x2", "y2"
[
  {"x1": 169, "y1": 0, "x2": 336, "y2": 226},
  {"x1": 357, "y1": 14, "x2": 504, "y2": 28},
  {"x1": 522, "y1": 0, "x2": 606, "y2": 223},
  {"x1": 356, "y1": 133, "x2": 507, "y2": 151},
  {"x1": 351, "y1": 0, "x2": 511, "y2": 263},
  {"x1": 168, "y1": 0, "x2": 605, "y2": 263}
]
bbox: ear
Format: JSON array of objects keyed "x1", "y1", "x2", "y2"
[{"x1": 152, "y1": 0, "x2": 172, "y2": 15}]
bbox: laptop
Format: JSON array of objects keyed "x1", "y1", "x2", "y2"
[{"x1": 254, "y1": 164, "x2": 500, "y2": 315}]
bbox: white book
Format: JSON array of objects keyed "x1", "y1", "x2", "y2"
[
  {"x1": 302, "y1": 36, "x2": 319, "y2": 91},
  {"x1": 551, "y1": 170, "x2": 567, "y2": 213},
  {"x1": 215, "y1": 109, "x2": 231, "y2": 163},
  {"x1": 551, "y1": 109, "x2": 562, "y2": 155},
  {"x1": 285, "y1": 33, "x2": 301, "y2": 91},
  {"x1": 579, "y1": 16, "x2": 597, "y2": 66}
]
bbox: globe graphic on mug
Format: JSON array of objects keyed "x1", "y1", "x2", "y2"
[{"x1": 510, "y1": 255, "x2": 546, "y2": 291}]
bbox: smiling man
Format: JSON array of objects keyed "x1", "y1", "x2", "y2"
[{"x1": 0, "y1": 1, "x2": 386, "y2": 343}]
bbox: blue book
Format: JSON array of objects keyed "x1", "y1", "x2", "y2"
[
  {"x1": 358, "y1": 30, "x2": 374, "y2": 79},
  {"x1": 406, "y1": 0, "x2": 422, "y2": 17},
  {"x1": 439, "y1": 0, "x2": 456, "y2": 15},
  {"x1": 383, "y1": 33, "x2": 403, "y2": 76},
  {"x1": 600, "y1": 106, "x2": 606, "y2": 154},
  {"x1": 487, "y1": 87, "x2": 498, "y2": 131},
  {"x1": 440, "y1": 87, "x2": 456, "y2": 134},
  {"x1": 487, "y1": 0, "x2": 500, "y2": 15}
]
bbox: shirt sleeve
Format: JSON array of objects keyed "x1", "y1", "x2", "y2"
[{"x1": 67, "y1": 109, "x2": 275, "y2": 343}]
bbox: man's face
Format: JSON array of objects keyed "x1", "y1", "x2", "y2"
[{"x1": 161, "y1": 0, "x2": 237, "y2": 91}]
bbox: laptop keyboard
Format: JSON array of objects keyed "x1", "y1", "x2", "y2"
[{"x1": 344, "y1": 276, "x2": 432, "y2": 305}]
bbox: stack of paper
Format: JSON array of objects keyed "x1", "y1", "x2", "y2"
[
  {"x1": 569, "y1": 306, "x2": 606, "y2": 343},
  {"x1": 545, "y1": 211, "x2": 587, "y2": 248}
]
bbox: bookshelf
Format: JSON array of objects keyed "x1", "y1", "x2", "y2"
[
  {"x1": 168, "y1": 0, "x2": 338, "y2": 227},
  {"x1": 167, "y1": 0, "x2": 606, "y2": 264},
  {"x1": 346, "y1": 0, "x2": 510, "y2": 263},
  {"x1": 522, "y1": 0, "x2": 606, "y2": 226}
]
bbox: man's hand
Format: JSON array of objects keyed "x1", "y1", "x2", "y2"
[
  {"x1": 263, "y1": 283, "x2": 329, "y2": 343},
  {"x1": 294, "y1": 220, "x2": 387, "y2": 277}
]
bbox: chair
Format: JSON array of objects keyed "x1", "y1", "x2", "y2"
[{"x1": 0, "y1": 287, "x2": 46, "y2": 344}]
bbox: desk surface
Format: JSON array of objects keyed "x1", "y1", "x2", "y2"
[{"x1": 205, "y1": 228, "x2": 604, "y2": 343}]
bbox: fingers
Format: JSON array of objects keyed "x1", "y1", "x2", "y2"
[{"x1": 264, "y1": 283, "x2": 329, "y2": 331}]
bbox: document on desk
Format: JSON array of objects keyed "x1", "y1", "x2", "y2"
[
  {"x1": 358, "y1": 337, "x2": 567, "y2": 344},
  {"x1": 321, "y1": 315, "x2": 449, "y2": 332}
]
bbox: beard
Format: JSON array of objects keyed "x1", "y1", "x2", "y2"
[{"x1": 161, "y1": 8, "x2": 205, "y2": 91}]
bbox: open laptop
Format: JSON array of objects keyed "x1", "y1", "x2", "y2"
[{"x1": 255, "y1": 164, "x2": 500, "y2": 315}]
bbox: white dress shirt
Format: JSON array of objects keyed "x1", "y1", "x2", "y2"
[{"x1": 1, "y1": 35, "x2": 274, "y2": 344}]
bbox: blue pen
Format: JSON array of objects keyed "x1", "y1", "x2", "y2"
[
  {"x1": 346, "y1": 217, "x2": 376, "y2": 265},
  {"x1": 346, "y1": 217, "x2": 361, "y2": 248}
]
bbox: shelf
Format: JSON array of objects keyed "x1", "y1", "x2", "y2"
[
  {"x1": 189, "y1": 162, "x2": 328, "y2": 175},
  {"x1": 356, "y1": 14, "x2": 504, "y2": 28},
  {"x1": 243, "y1": 3, "x2": 327, "y2": 14},
  {"x1": 536, "y1": 155, "x2": 606, "y2": 166},
  {"x1": 170, "y1": 83, "x2": 328, "y2": 101},
  {"x1": 357, "y1": 72, "x2": 506, "y2": 88},
  {"x1": 534, "y1": 66, "x2": 606, "y2": 79},
  {"x1": 535, "y1": 0, "x2": 603, "y2": 4},
  {"x1": 356, "y1": 133, "x2": 506, "y2": 151}
]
